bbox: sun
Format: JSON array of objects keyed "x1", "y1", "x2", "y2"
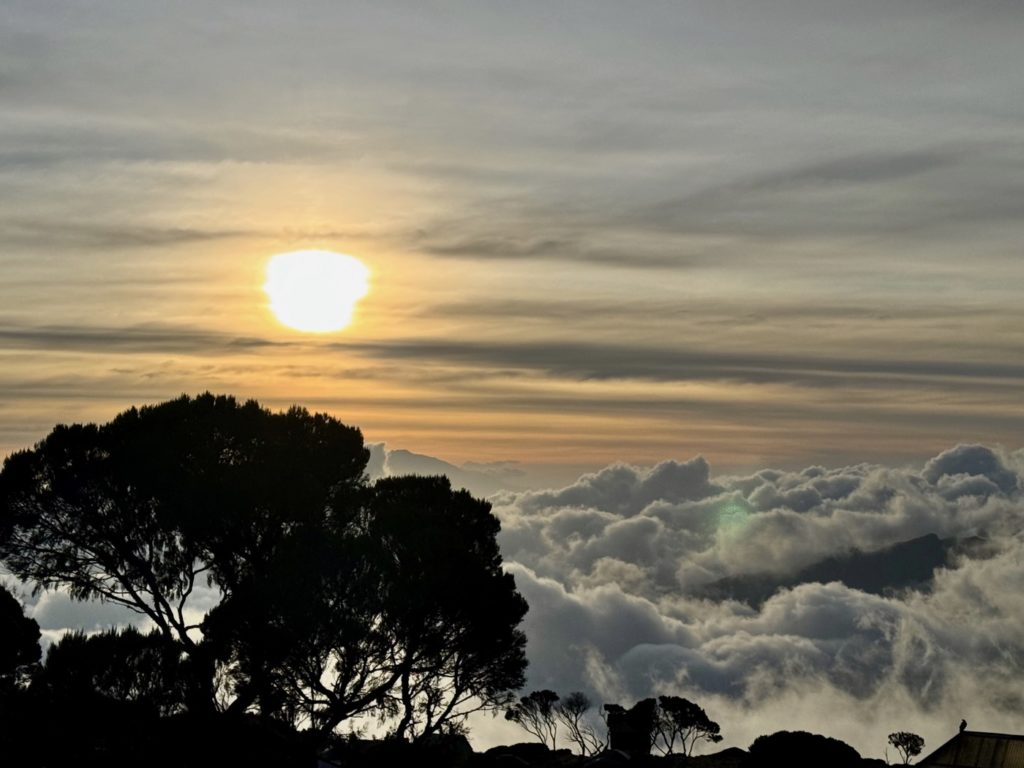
[{"x1": 264, "y1": 250, "x2": 370, "y2": 333}]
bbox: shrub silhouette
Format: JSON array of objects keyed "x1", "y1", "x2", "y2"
[{"x1": 746, "y1": 730, "x2": 861, "y2": 768}]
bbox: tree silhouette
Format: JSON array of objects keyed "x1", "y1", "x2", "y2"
[
  {"x1": 556, "y1": 691, "x2": 606, "y2": 756},
  {"x1": 0, "y1": 395, "x2": 365, "y2": 651},
  {"x1": 654, "y1": 695, "x2": 723, "y2": 756},
  {"x1": 506, "y1": 689, "x2": 560, "y2": 748},
  {"x1": 206, "y1": 475, "x2": 528, "y2": 741},
  {"x1": 199, "y1": 519, "x2": 386, "y2": 728},
  {"x1": 0, "y1": 394, "x2": 528, "y2": 748},
  {"x1": 38, "y1": 626, "x2": 190, "y2": 716},
  {"x1": 0, "y1": 585, "x2": 40, "y2": 690},
  {"x1": 888, "y1": 731, "x2": 925, "y2": 764},
  {"x1": 369, "y1": 476, "x2": 527, "y2": 741}
]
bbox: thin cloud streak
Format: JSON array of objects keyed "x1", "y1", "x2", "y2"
[
  {"x1": 0, "y1": 323, "x2": 281, "y2": 354},
  {"x1": 5, "y1": 321, "x2": 1024, "y2": 391},
  {"x1": 337, "y1": 338, "x2": 1024, "y2": 388}
]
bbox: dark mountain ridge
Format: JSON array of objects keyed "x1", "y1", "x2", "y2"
[{"x1": 696, "y1": 532, "x2": 984, "y2": 606}]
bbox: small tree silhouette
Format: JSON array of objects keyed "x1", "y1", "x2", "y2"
[
  {"x1": 506, "y1": 690, "x2": 560, "y2": 748},
  {"x1": 888, "y1": 731, "x2": 925, "y2": 764},
  {"x1": 653, "y1": 695, "x2": 723, "y2": 755},
  {"x1": 556, "y1": 691, "x2": 606, "y2": 756}
]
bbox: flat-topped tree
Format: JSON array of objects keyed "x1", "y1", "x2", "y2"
[
  {"x1": 605, "y1": 698, "x2": 658, "y2": 757},
  {"x1": 0, "y1": 394, "x2": 528, "y2": 744},
  {"x1": 0, "y1": 394, "x2": 367, "y2": 653}
]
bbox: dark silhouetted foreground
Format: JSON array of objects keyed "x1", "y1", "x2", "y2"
[
  {"x1": 0, "y1": 394, "x2": 992, "y2": 767},
  {"x1": 0, "y1": 394, "x2": 527, "y2": 764}
]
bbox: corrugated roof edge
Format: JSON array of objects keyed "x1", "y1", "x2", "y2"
[{"x1": 917, "y1": 731, "x2": 1024, "y2": 767}]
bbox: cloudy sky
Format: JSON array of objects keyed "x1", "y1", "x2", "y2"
[
  {"x1": 4, "y1": 0, "x2": 1024, "y2": 758},
  {"x1": 4, "y1": 1, "x2": 1024, "y2": 471}
]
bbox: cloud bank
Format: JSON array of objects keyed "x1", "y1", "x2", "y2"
[{"x1": 489, "y1": 444, "x2": 1024, "y2": 757}]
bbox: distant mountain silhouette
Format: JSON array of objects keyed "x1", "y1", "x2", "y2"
[
  {"x1": 696, "y1": 533, "x2": 983, "y2": 605},
  {"x1": 366, "y1": 445, "x2": 522, "y2": 496}
]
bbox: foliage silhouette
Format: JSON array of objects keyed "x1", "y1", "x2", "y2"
[
  {"x1": 605, "y1": 698, "x2": 658, "y2": 757},
  {"x1": 746, "y1": 730, "x2": 861, "y2": 768},
  {"x1": 557, "y1": 691, "x2": 606, "y2": 756},
  {"x1": 888, "y1": 731, "x2": 924, "y2": 764},
  {"x1": 506, "y1": 689, "x2": 561, "y2": 748},
  {"x1": 0, "y1": 395, "x2": 364, "y2": 650},
  {"x1": 0, "y1": 584, "x2": 40, "y2": 690},
  {"x1": 0, "y1": 393, "x2": 527, "y2": 749},
  {"x1": 369, "y1": 475, "x2": 528, "y2": 741},
  {"x1": 206, "y1": 474, "x2": 528, "y2": 740},
  {"x1": 653, "y1": 695, "x2": 723, "y2": 756},
  {"x1": 38, "y1": 626, "x2": 190, "y2": 716}
]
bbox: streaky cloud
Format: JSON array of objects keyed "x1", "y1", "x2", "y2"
[
  {"x1": 0, "y1": 322, "x2": 280, "y2": 354},
  {"x1": 335, "y1": 337, "x2": 1024, "y2": 387}
]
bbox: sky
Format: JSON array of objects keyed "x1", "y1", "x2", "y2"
[
  {"x1": 4, "y1": 0, "x2": 1024, "y2": 759},
  {"x1": 4, "y1": 0, "x2": 1024, "y2": 472}
]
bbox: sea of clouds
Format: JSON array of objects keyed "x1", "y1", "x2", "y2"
[{"x1": 475, "y1": 444, "x2": 1024, "y2": 757}]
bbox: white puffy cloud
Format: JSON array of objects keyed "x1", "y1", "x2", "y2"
[
  {"x1": 30, "y1": 589, "x2": 147, "y2": 632},
  {"x1": 494, "y1": 444, "x2": 1024, "y2": 758}
]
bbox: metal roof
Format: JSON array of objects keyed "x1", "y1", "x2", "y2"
[{"x1": 919, "y1": 732, "x2": 1024, "y2": 768}]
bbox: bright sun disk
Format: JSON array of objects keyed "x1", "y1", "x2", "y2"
[{"x1": 264, "y1": 250, "x2": 370, "y2": 333}]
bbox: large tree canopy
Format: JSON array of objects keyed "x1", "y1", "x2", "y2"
[
  {"x1": 0, "y1": 394, "x2": 527, "y2": 744},
  {"x1": 0, "y1": 394, "x2": 367, "y2": 649}
]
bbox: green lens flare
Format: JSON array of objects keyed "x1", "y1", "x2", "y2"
[{"x1": 717, "y1": 501, "x2": 751, "y2": 534}]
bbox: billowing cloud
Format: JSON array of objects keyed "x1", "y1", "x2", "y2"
[{"x1": 490, "y1": 444, "x2": 1024, "y2": 757}]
